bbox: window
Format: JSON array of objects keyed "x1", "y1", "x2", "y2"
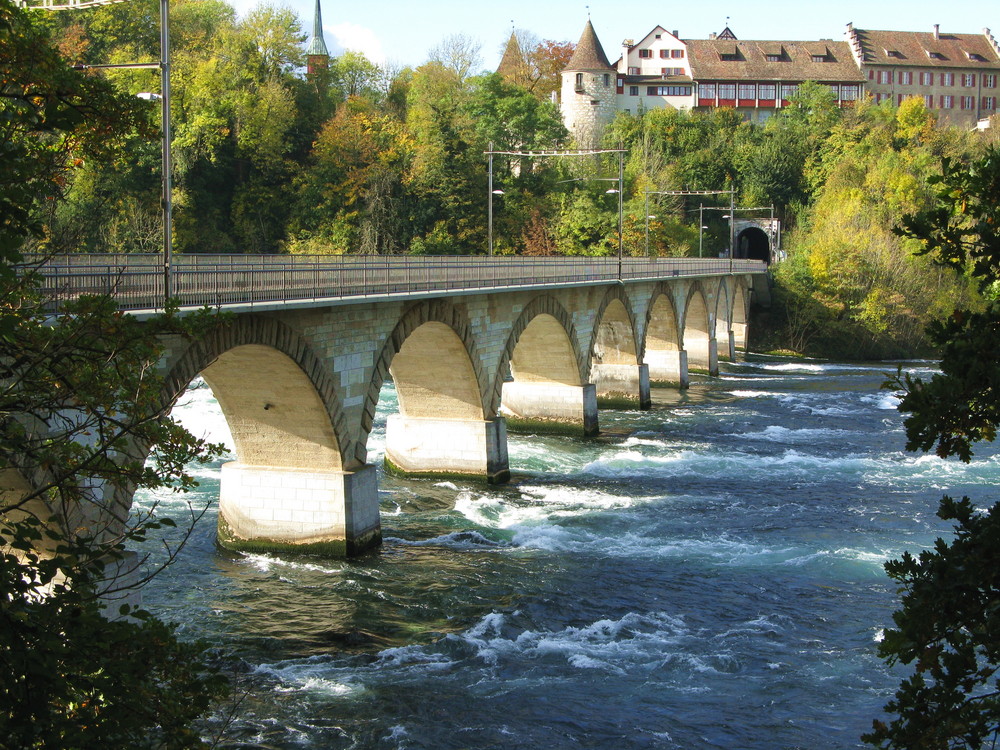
[
  {"x1": 766, "y1": 54, "x2": 782, "y2": 62},
  {"x1": 639, "y1": 49, "x2": 652, "y2": 58},
  {"x1": 985, "y1": 74, "x2": 997, "y2": 88},
  {"x1": 603, "y1": 74, "x2": 610, "y2": 86},
  {"x1": 962, "y1": 73, "x2": 976, "y2": 87},
  {"x1": 961, "y1": 95, "x2": 975, "y2": 109},
  {"x1": 780, "y1": 83, "x2": 799, "y2": 99},
  {"x1": 575, "y1": 73, "x2": 583, "y2": 89},
  {"x1": 672, "y1": 49, "x2": 685, "y2": 59},
  {"x1": 698, "y1": 83, "x2": 716, "y2": 99},
  {"x1": 924, "y1": 94, "x2": 934, "y2": 108},
  {"x1": 983, "y1": 96, "x2": 996, "y2": 110},
  {"x1": 647, "y1": 85, "x2": 692, "y2": 96},
  {"x1": 877, "y1": 70, "x2": 893, "y2": 84},
  {"x1": 829, "y1": 84, "x2": 840, "y2": 98},
  {"x1": 718, "y1": 83, "x2": 737, "y2": 99},
  {"x1": 941, "y1": 95, "x2": 954, "y2": 108},
  {"x1": 811, "y1": 55, "x2": 827, "y2": 63},
  {"x1": 628, "y1": 67, "x2": 640, "y2": 75},
  {"x1": 841, "y1": 84, "x2": 860, "y2": 101},
  {"x1": 758, "y1": 83, "x2": 776, "y2": 99},
  {"x1": 941, "y1": 72, "x2": 954, "y2": 86},
  {"x1": 738, "y1": 83, "x2": 756, "y2": 99},
  {"x1": 876, "y1": 92, "x2": 891, "y2": 103},
  {"x1": 629, "y1": 85, "x2": 639, "y2": 96},
  {"x1": 868, "y1": 70, "x2": 875, "y2": 80},
  {"x1": 660, "y1": 49, "x2": 669, "y2": 58},
  {"x1": 920, "y1": 71, "x2": 933, "y2": 85},
  {"x1": 720, "y1": 53, "x2": 738, "y2": 62},
  {"x1": 899, "y1": 71, "x2": 913, "y2": 85}
]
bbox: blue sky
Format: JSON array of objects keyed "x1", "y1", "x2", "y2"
[{"x1": 230, "y1": 0, "x2": 998, "y2": 70}]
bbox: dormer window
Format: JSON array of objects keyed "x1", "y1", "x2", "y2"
[
  {"x1": 811, "y1": 55, "x2": 829, "y2": 63},
  {"x1": 885, "y1": 49, "x2": 903, "y2": 58},
  {"x1": 763, "y1": 45, "x2": 785, "y2": 62},
  {"x1": 926, "y1": 50, "x2": 945, "y2": 60},
  {"x1": 968, "y1": 52, "x2": 986, "y2": 62}
]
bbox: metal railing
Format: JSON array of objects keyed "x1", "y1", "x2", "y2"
[{"x1": 22, "y1": 254, "x2": 768, "y2": 312}]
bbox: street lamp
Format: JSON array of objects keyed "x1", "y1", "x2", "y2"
[
  {"x1": 644, "y1": 215, "x2": 656, "y2": 256},
  {"x1": 698, "y1": 224, "x2": 709, "y2": 257},
  {"x1": 57, "y1": 0, "x2": 172, "y2": 305}
]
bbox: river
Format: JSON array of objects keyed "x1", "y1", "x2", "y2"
[{"x1": 133, "y1": 355, "x2": 994, "y2": 749}]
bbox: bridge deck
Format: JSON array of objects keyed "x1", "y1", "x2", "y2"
[{"x1": 23, "y1": 254, "x2": 767, "y2": 313}]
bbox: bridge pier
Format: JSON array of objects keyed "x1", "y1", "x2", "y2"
[
  {"x1": 500, "y1": 382, "x2": 599, "y2": 436},
  {"x1": 645, "y1": 350, "x2": 689, "y2": 388},
  {"x1": 217, "y1": 462, "x2": 381, "y2": 556},
  {"x1": 591, "y1": 363, "x2": 651, "y2": 409},
  {"x1": 384, "y1": 416, "x2": 510, "y2": 483},
  {"x1": 687, "y1": 339, "x2": 719, "y2": 376}
]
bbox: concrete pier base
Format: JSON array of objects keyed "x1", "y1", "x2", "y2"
[
  {"x1": 217, "y1": 462, "x2": 381, "y2": 556},
  {"x1": 689, "y1": 339, "x2": 720, "y2": 376},
  {"x1": 646, "y1": 350, "x2": 689, "y2": 388},
  {"x1": 384, "y1": 415, "x2": 510, "y2": 483},
  {"x1": 591, "y1": 363, "x2": 651, "y2": 409},
  {"x1": 500, "y1": 381, "x2": 599, "y2": 436}
]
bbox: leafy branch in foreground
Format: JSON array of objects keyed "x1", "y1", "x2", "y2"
[
  {"x1": 866, "y1": 146, "x2": 1000, "y2": 749},
  {"x1": 2, "y1": 0, "x2": 231, "y2": 745}
]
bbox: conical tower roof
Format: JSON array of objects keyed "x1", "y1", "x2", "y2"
[
  {"x1": 565, "y1": 20, "x2": 613, "y2": 71},
  {"x1": 306, "y1": 0, "x2": 329, "y2": 56},
  {"x1": 497, "y1": 31, "x2": 526, "y2": 76}
]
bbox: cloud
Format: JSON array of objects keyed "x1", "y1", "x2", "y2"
[{"x1": 328, "y1": 22, "x2": 386, "y2": 64}]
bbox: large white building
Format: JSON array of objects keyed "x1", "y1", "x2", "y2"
[{"x1": 558, "y1": 20, "x2": 1000, "y2": 146}]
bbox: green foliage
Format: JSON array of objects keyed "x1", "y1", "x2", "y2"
[
  {"x1": 866, "y1": 146, "x2": 1000, "y2": 748},
  {"x1": 1, "y1": 2, "x2": 230, "y2": 743}
]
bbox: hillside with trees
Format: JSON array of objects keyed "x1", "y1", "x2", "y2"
[{"x1": 16, "y1": 0, "x2": 1000, "y2": 358}]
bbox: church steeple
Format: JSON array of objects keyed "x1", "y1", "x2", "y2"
[{"x1": 306, "y1": 0, "x2": 329, "y2": 75}]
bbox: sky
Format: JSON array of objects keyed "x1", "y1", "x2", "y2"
[{"x1": 229, "y1": 0, "x2": 999, "y2": 70}]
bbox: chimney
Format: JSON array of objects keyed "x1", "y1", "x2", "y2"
[
  {"x1": 672, "y1": 30, "x2": 678, "y2": 37},
  {"x1": 933, "y1": 24, "x2": 940, "y2": 40}
]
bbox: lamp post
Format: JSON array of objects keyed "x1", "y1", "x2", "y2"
[
  {"x1": 487, "y1": 142, "x2": 494, "y2": 256},
  {"x1": 53, "y1": 0, "x2": 172, "y2": 306}
]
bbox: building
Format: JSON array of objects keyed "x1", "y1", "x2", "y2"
[
  {"x1": 560, "y1": 20, "x2": 618, "y2": 148},
  {"x1": 686, "y1": 37, "x2": 864, "y2": 124},
  {"x1": 845, "y1": 24, "x2": 1000, "y2": 127},
  {"x1": 559, "y1": 20, "x2": 1000, "y2": 144},
  {"x1": 305, "y1": 0, "x2": 329, "y2": 76},
  {"x1": 612, "y1": 26, "x2": 695, "y2": 118}
]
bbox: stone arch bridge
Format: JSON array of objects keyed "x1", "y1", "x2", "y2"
[{"x1": 32, "y1": 255, "x2": 768, "y2": 557}]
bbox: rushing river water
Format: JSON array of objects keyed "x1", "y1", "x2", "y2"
[{"x1": 133, "y1": 355, "x2": 999, "y2": 749}]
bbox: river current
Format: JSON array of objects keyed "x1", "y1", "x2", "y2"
[{"x1": 133, "y1": 355, "x2": 998, "y2": 749}]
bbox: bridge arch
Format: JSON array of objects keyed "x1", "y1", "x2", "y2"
[
  {"x1": 367, "y1": 300, "x2": 505, "y2": 481},
  {"x1": 163, "y1": 315, "x2": 353, "y2": 470},
  {"x1": 731, "y1": 283, "x2": 749, "y2": 351},
  {"x1": 365, "y1": 300, "x2": 490, "y2": 435},
  {"x1": 683, "y1": 285, "x2": 716, "y2": 373},
  {"x1": 588, "y1": 286, "x2": 641, "y2": 369},
  {"x1": 497, "y1": 295, "x2": 597, "y2": 435},
  {"x1": 643, "y1": 286, "x2": 684, "y2": 384},
  {"x1": 494, "y1": 296, "x2": 586, "y2": 406}
]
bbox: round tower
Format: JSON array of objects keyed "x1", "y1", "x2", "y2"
[{"x1": 561, "y1": 20, "x2": 617, "y2": 149}]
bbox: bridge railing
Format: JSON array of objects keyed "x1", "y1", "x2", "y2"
[{"x1": 22, "y1": 254, "x2": 767, "y2": 311}]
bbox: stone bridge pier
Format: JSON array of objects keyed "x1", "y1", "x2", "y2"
[{"x1": 153, "y1": 275, "x2": 754, "y2": 556}]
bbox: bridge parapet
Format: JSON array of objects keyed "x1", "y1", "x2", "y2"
[{"x1": 23, "y1": 254, "x2": 768, "y2": 313}]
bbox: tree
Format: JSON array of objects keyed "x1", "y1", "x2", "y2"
[
  {"x1": 427, "y1": 33, "x2": 482, "y2": 82},
  {"x1": 865, "y1": 146, "x2": 1000, "y2": 749},
  {"x1": 1, "y1": 1, "x2": 229, "y2": 744}
]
